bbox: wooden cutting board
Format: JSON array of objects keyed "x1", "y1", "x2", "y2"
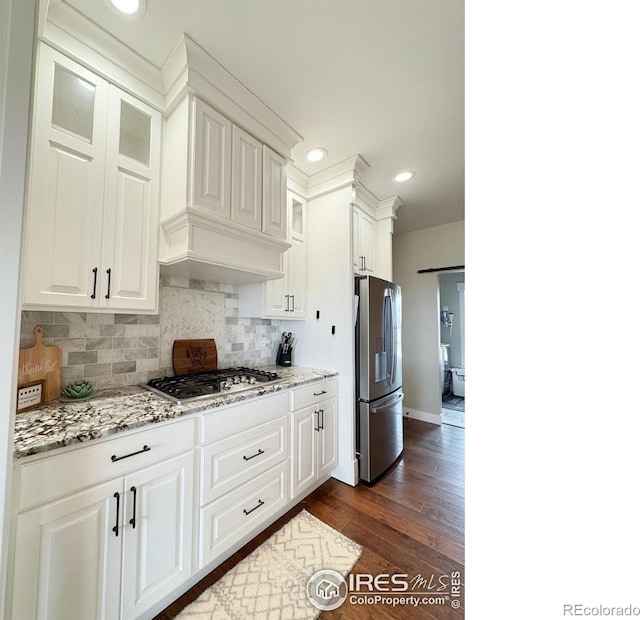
[
  {"x1": 17, "y1": 326, "x2": 62, "y2": 406},
  {"x1": 172, "y1": 339, "x2": 218, "y2": 375}
]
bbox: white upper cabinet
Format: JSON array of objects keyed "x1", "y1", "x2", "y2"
[
  {"x1": 239, "y1": 190, "x2": 307, "y2": 319},
  {"x1": 262, "y1": 146, "x2": 288, "y2": 240},
  {"x1": 353, "y1": 206, "x2": 376, "y2": 276},
  {"x1": 231, "y1": 125, "x2": 262, "y2": 231},
  {"x1": 192, "y1": 98, "x2": 232, "y2": 218},
  {"x1": 159, "y1": 96, "x2": 291, "y2": 283},
  {"x1": 22, "y1": 45, "x2": 160, "y2": 312},
  {"x1": 102, "y1": 87, "x2": 160, "y2": 310}
]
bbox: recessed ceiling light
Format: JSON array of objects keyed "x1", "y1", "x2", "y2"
[
  {"x1": 305, "y1": 148, "x2": 327, "y2": 163},
  {"x1": 107, "y1": 0, "x2": 147, "y2": 19},
  {"x1": 394, "y1": 171, "x2": 415, "y2": 183}
]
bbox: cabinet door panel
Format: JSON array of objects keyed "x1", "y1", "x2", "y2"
[
  {"x1": 11, "y1": 481, "x2": 121, "y2": 620},
  {"x1": 353, "y1": 207, "x2": 376, "y2": 275},
  {"x1": 192, "y1": 98, "x2": 232, "y2": 218},
  {"x1": 231, "y1": 125, "x2": 262, "y2": 231},
  {"x1": 288, "y1": 237, "x2": 307, "y2": 317},
  {"x1": 121, "y1": 452, "x2": 194, "y2": 619},
  {"x1": 352, "y1": 208, "x2": 361, "y2": 273},
  {"x1": 102, "y1": 87, "x2": 160, "y2": 311},
  {"x1": 104, "y1": 168, "x2": 152, "y2": 305},
  {"x1": 262, "y1": 145, "x2": 287, "y2": 239},
  {"x1": 318, "y1": 398, "x2": 338, "y2": 479},
  {"x1": 23, "y1": 46, "x2": 106, "y2": 307},
  {"x1": 40, "y1": 144, "x2": 102, "y2": 301},
  {"x1": 263, "y1": 272, "x2": 287, "y2": 315},
  {"x1": 360, "y1": 211, "x2": 376, "y2": 274},
  {"x1": 291, "y1": 406, "x2": 317, "y2": 497}
]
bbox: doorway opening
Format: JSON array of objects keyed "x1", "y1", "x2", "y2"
[{"x1": 438, "y1": 271, "x2": 465, "y2": 428}]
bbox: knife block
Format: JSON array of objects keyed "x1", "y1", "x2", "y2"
[{"x1": 276, "y1": 344, "x2": 292, "y2": 366}]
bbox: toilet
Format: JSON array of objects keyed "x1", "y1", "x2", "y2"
[{"x1": 451, "y1": 367, "x2": 465, "y2": 397}]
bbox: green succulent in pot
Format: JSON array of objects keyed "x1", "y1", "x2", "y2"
[{"x1": 62, "y1": 381, "x2": 93, "y2": 399}]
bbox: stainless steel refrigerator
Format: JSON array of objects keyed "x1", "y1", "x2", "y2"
[{"x1": 355, "y1": 275, "x2": 403, "y2": 483}]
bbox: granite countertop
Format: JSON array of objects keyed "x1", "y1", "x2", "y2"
[{"x1": 14, "y1": 366, "x2": 338, "y2": 459}]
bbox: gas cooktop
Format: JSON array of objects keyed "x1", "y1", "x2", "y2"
[{"x1": 145, "y1": 367, "x2": 281, "y2": 404}]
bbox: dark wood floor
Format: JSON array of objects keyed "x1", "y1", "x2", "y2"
[{"x1": 155, "y1": 418, "x2": 465, "y2": 620}]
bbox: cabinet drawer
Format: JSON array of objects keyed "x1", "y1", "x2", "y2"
[
  {"x1": 199, "y1": 462, "x2": 288, "y2": 568},
  {"x1": 201, "y1": 415, "x2": 287, "y2": 504},
  {"x1": 201, "y1": 391, "x2": 288, "y2": 444},
  {"x1": 17, "y1": 418, "x2": 196, "y2": 511},
  {"x1": 289, "y1": 378, "x2": 338, "y2": 411}
]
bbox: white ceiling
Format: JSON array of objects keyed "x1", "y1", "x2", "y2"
[{"x1": 66, "y1": 0, "x2": 464, "y2": 234}]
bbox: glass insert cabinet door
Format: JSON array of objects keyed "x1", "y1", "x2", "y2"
[
  {"x1": 289, "y1": 192, "x2": 306, "y2": 241},
  {"x1": 291, "y1": 196, "x2": 303, "y2": 235},
  {"x1": 119, "y1": 100, "x2": 151, "y2": 165},
  {"x1": 51, "y1": 64, "x2": 97, "y2": 143}
]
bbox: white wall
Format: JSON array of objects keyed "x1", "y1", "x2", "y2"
[
  {"x1": 393, "y1": 221, "x2": 465, "y2": 420},
  {"x1": 0, "y1": 0, "x2": 37, "y2": 606}
]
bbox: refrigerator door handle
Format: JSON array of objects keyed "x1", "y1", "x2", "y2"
[
  {"x1": 371, "y1": 391, "x2": 404, "y2": 414},
  {"x1": 390, "y1": 288, "x2": 398, "y2": 385},
  {"x1": 383, "y1": 288, "x2": 394, "y2": 386}
]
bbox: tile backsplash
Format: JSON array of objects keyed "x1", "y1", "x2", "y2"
[{"x1": 20, "y1": 276, "x2": 283, "y2": 390}]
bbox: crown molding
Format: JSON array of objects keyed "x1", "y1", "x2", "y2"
[
  {"x1": 40, "y1": 0, "x2": 165, "y2": 109},
  {"x1": 286, "y1": 164, "x2": 308, "y2": 197},
  {"x1": 353, "y1": 182, "x2": 378, "y2": 215},
  {"x1": 304, "y1": 154, "x2": 370, "y2": 200},
  {"x1": 162, "y1": 35, "x2": 302, "y2": 157},
  {"x1": 376, "y1": 196, "x2": 404, "y2": 221}
]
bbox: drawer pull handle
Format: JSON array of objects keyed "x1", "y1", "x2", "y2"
[
  {"x1": 243, "y1": 499, "x2": 265, "y2": 516},
  {"x1": 313, "y1": 390, "x2": 327, "y2": 396},
  {"x1": 111, "y1": 445, "x2": 150, "y2": 462},
  {"x1": 105, "y1": 268, "x2": 112, "y2": 299},
  {"x1": 91, "y1": 267, "x2": 98, "y2": 299},
  {"x1": 129, "y1": 486, "x2": 137, "y2": 529},
  {"x1": 113, "y1": 492, "x2": 120, "y2": 537},
  {"x1": 243, "y1": 449, "x2": 265, "y2": 461}
]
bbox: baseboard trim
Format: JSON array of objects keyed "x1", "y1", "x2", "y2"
[
  {"x1": 331, "y1": 458, "x2": 358, "y2": 487},
  {"x1": 403, "y1": 407, "x2": 442, "y2": 425}
]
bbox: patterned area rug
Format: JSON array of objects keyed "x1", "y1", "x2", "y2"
[{"x1": 176, "y1": 510, "x2": 362, "y2": 620}]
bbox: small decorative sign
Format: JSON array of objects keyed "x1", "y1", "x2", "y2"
[{"x1": 17, "y1": 380, "x2": 45, "y2": 413}]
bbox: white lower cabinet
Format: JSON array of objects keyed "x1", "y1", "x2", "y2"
[
  {"x1": 121, "y1": 453, "x2": 194, "y2": 619},
  {"x1": 12, "y1": 479, "x2": 122, "y2": 620},
  {"x1": 290, "y1": 379, "x2": 338, "y2": 498},
  {"x1": 199, "y1": 461, "x2": 288, "y2": 567},
  {"x1": 10, "y1": 420, "x2": 195, "y2": 620},
  {"x1": 198, "y1": 392, "x2": 289, "y2": 568},
  {"x1": 9, "y1": 379, "x2": 339, "y2": 619}
]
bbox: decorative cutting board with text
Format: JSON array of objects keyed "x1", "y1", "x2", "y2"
[
  {"x1": 172, "y1": 339, "x2": 218, "y2": 375},
  {"x1": 18, "y1": 326, "x2": 62, "y2": 405}
]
